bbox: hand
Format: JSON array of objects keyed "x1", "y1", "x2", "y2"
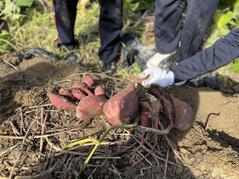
[{"x1": 138, "y1": 67, "x2": 174, "y2": 87}]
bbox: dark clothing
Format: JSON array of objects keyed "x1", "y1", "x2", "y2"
[
  {"x1": 53, "y1": 0, "x2": 122, "y2": 64},
  {"x1": 98, "y1": 0, "x2": 123, "y2": 64},
  {"x1": 172, "y1": 28, "x2": 239, "y2": 82},
  {"x1": 154, "y1": 0, "x2": 218, "y2": 61},
  {"x1": 53, "y1": 0, "x2": 78, "y2": 44}
]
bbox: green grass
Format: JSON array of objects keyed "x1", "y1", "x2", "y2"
[
  {"x1": 11, "y1": 3, "x2": 100, "y2": 53},
  {"x1": 0, "y1": 1, "x2": 146, "y2": 81},
  {"x1": 229, "y1": 59, "x2": 239, "y2": 73}
]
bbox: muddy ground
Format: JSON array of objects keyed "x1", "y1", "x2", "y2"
[{"x1": 0, "y1": 55, "x2": 238, "y2": 179}]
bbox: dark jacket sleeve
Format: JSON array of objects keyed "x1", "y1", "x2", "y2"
[{"x1": 171, "y1": 28, "x2": 239, "y2": 83}]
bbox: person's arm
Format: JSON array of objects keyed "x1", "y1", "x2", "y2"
[
  {"x1": 172, "y1": 28, "x2": 239, "y2": 83},
  {"x1": 139, "y1": 28, "x2": 239, "y2": 87}
]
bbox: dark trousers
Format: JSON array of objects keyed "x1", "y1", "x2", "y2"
[
  {"x1": 98, "y1": 0, "x2": 123, "y2": 64},
  {"x1": 172, "y1": 28, "x2": 239, "y2": 82},
  {"x1": 53, "y1": 0, "x2": 122, "y2": 64},
  {"x1": 154, "y1": 0, "x2": 218, "y2": 61},
  {"x1": 53, "y1": 0, "x2": 78, "y2": 44}
]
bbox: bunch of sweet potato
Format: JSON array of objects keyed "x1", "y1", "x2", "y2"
[{"x1": 47, "y1": 75, "x2": 195, "y2": 132}]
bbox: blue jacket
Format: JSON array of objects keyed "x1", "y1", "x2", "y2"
[{"x1": 172, "y1": 28, "x2": 239, "y2": 82}]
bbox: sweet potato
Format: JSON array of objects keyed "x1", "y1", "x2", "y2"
[
  {"x1": 94, "y1": 86, "x2": 105, "y2": 96},
  {"x1": 71, "y1": 82, "x2": 93, "y2": 96},
  {"x1": 103, "y1": 84, "x2": 139, "y2": 125},
  {"x1": 148, "y1": 86, "x2": 161, "y2": 98},
  {"x1": 139, "y1": 101, "x2": 150, "y2": 144},
  {"x1": 148, "y1": 94, "x2": 161, "y2": 114},
  {"x1": 58, "y1": 88, "x2": 76, "y2": 100},
  {"x1": 147, "y1": 94, "x2": 162, "y2": 132},
  {"x1": 139, "y1": 101, "x2": 151, "y2": 127},
  {"x1": 71, "y1": 88, "x2": 86, "y2": 100},
  {"x1": 82, "y1": 75, "x2": 94, "y2": 88},
  {"x1": 161, "y1": 96, "x2": 174, "y2": 123},
  {"x1": 59, "y1": 88, "x2": 71, "y2": 96},
  {"x1": 75, "y1": 95, "x2": 107, "y2": 120},
  {"x1": 170, "y1": 95, "x2": 195, "y2": 131},
  {"x1": 47, "y1": 92, "x2": 76, "y2": 110}
]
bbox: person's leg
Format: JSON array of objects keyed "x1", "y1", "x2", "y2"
[
  {"x1": 53, "y1": 0, "x2": 78, "y2": 47},
  {"x1": 147, "y1": 0, "x2": 185, "y2": 68},
  {"x1": 98, "y1": 0, "x2": 123, "y2": 65},
  {"x1": 154, "y1": 0, "x2": 185, "y2": 54},
  {"x1": 67, "y1": 0, "x2": 79, "y2": 39},
  {"x1": 177, "y1": 0, "x2": 218, "y2": 61}
]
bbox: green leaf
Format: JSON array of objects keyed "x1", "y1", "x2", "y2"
[
  {"x1": 15, "y1": 0, "x2": 33, "y2": 7},
  {"x1": 216, "y1": 11, "x2": 234, "y2": 29}
]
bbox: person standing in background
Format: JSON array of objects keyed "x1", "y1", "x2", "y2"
[
  {"x1": 146, "y1": 0, "x2": 219, "y2": 69},
  {"x1": 53, "y1": 0, "x2": 129, "y2": 73}
]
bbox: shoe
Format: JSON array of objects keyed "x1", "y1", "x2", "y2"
[
  {"x1": 146, "y1": 52, "x2": 177, "y2": 70},
  {"x1": 56, "y1": 40, "x2": 79, "y2": 51},
  {"x1": 100, "y1": 61, "x2": 116, "y2": 74},
  {"x1": 23, "y1": 48, "x2": 60, "y2": 60},
  {"x1": 121, "y1": 33, "x2": 138, "y2": 46}
]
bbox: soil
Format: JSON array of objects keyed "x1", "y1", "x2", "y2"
[{"x1": 0, "y1": 55, "x2": 238, "y2": 179}]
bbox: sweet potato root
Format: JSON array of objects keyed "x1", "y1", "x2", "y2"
[
  {"x1": 58, "y1": 88, "x2": 76, "y2": 100},
  {"x1": 161, "y1": 96, "x2": 174, "y2": 123},
  {"x1": 71, "y1": 82, "x2": 93, "y2": 96},
  {"x1": 94, "y1": 86, "x2": 105, "y2": 96},
  {"x1": 139, "y1": 101, "x2": 151, "y2": 127},
  {"x1": 59, "y1": 88, "x2": 71, "y2": 96},
  {"x1": 76, "y1": 95, "x2": 107, "y2": 120},
  {"x1": 47, "y1": 92, "x2": 76, "y2": 110},
  {"x1": 71, "y1": 89, "x2": 86, "y2": 100},
  {"x1": 148, "y1": 86, "x2": 161, "y2": 98},
  {"x1": 171, "y1": 95, "x2": 195, "y2": 131},
  {"x1": 148, "y1": 94, "x2": 161, "y2": 114},
  {"x1": 82, "y1": 75, "x2": 94, "y2": 88},
  {"x1": 103, "y1": 84, "x2": 139, "y2": 125},
  {"x1": 139, "y1": 101, "x2": 150, "y2": 144}
]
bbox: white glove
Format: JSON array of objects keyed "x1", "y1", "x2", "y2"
[{"x1": 138, "y1": 67, "x2": 175, "y2": 87}]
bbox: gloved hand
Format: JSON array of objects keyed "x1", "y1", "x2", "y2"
[{"x1": 138, "y1": 67, "x2": 175, "y2": 87}]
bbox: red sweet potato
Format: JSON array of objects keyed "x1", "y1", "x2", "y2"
[
  {"x1": 75, "y1": 95, "x2": 107, "y2": 120},
  {"x1": 170, "y1": 95, "x2": 195, "y2": 131},
  {"x1": 58, "y1": 88, "x2": 76, "y2": 100},
  {"x1": 140, "y1": 114, "x2": 149, "y2": 143},
  {"x1": 94, "y1": 86, "x2": 105, "y2": 96},
  {"x1": 139, "y1": 101, "x2": 151, "y2": 127},
  {"x1": 59, "y1": 88, "x2": 71, "y2": 96},
  {"x1": 47, "y1": 92, "x2": 76, "y2": 110},
  {"x1": 82, "y1": 75, "x2": 94, "y2": 88},
  {"x1": 148, "y1": 94, "x2": 161, "y2": 114},
  {"x1": 71, "y1": 88, "x2": 86, "y2": 100},
  {"x1": 103, "y1": 84, "x2": 139, "y2": 125},
  {"x1": 71, "y1": 82, "x2": 93, "y2": 96},
  {"x1": 148, "y1": 86, "x2": 161, "y2": 98},
  {"x1": 161, "y1": 96, "x2": 174, "y2": 123},
  {"x1": 147, "y1": 94, "x2": 162, "y2": 131},
  {"x1": 139, "y1": 101, "x2": 150, "y2": 144}
]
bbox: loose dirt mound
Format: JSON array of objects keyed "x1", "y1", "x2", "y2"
[{"x1": 0, "y1": 56, "x2": 238, "y2": 178}]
